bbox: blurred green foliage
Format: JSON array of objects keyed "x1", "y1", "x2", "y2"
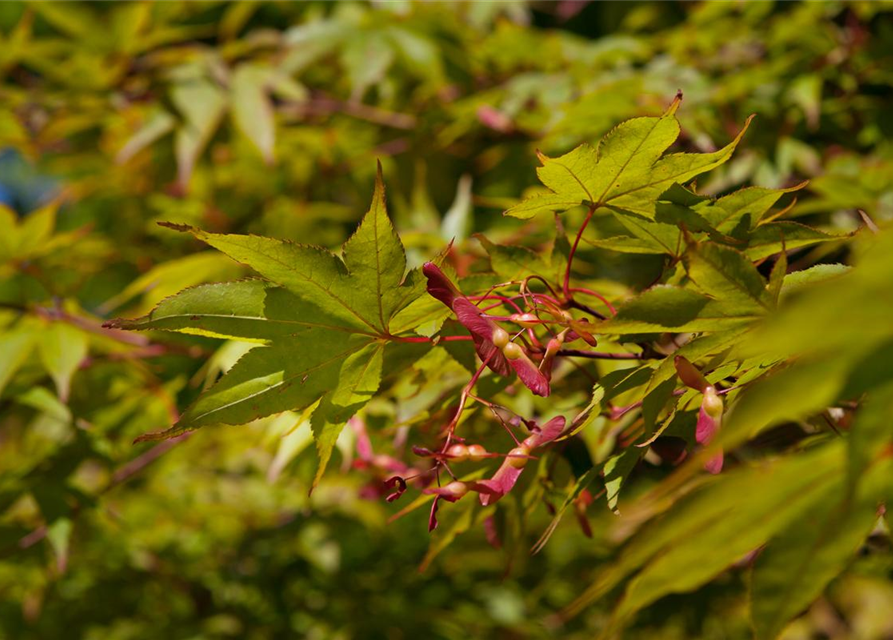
[{"x1": 1, "y1": 2, "x2": 893, "y2": 639}]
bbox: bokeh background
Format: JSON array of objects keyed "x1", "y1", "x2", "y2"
[{"x1": 1, "y1": 2, "x2": 892, "y2": 638}]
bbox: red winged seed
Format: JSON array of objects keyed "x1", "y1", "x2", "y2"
[
  {"x1": 423, "y1": 262, "x2": 549, "y2": 396},
  {"x1": 696, "y1": 403, "x2": 724, "y2": 474}
]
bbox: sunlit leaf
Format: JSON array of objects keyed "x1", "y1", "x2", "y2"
[
  {"x1": 37, "y1": 322, "x2": 88, "y2": 402},
  {"x1": 506, "y1": 96, "x2": 752, "y2": 219}
]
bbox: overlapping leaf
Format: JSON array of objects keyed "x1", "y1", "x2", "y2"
[
  {"x1": 748, "y1": 389, "x2": 893, "y2": 639},
  {"x1": 586, "y1": 180, "x2": 845, "y2": 264},
  {"x1": 566, "y1": 442, "x2": 847, "y2": 627},
  {"x1": 683, "y1": 241, "x2": 772, "y2": 312},
  {"x1": 596, "y1": 285, "x2": 760, "y2": 335},
  {"x1": 107, "y1": 280, "x2": 352, "y2": 342}
]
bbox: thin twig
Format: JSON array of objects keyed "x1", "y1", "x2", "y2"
[
  {"x1": 557, "y1": 349, "x2": 658, "y2": 360},
  {"x1": 6, "y1": 433, "x2": 191, "y2": 558},
  {"x1": 567, "y1": 298, "x2": 606, "y2": 321},
  {"x1": 283, "y1": 94, "x2": 417, "y2": 129},
  {"x1": 111, "y1": 433, "x2": 191, "y2": 485}
]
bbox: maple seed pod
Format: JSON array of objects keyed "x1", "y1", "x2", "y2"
[
  {"x1": 446, "y1": 443, "x2": 469, "y2": 461},
  {"x1": 507, "y1": 445, "x2": 531, "y2": 469},
  {"x1": 674, "y1": 356, "x2": 709, "y2": 392},
  {"x1": 511, "y1": 313, "x2": 539, "y2": 328},
  {"x1": 702, "y1": 386, "x2": 724, "y2": 419},
  {"x1": 466, "y1": 444, "x2": 488, "y2": 462},
  {"x1": 492, "y1": 327, "x2": 510, "y2": 349},
  {"x1": 444, "y1": 481, "x2": 469, "y2": 498},
  {"x1": 502, "y1": 342, "x2": 524, "y2": 360}
]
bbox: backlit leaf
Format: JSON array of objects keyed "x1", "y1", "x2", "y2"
[
  {"x1": 506, "y1": 96, "x2": 752, "y2": 219},
  {"x1": 135, "y1": 331, "x2": 381, "y2": 442},
  {"x1": 171, "y1": 75, "x2": 228, "y2": 187},
  {"x1": 160, "y1": 166, "x2": 423, "y2": 336},
  {"x1": 37, "y1": 322, "x2": 88, "y2": 402}
]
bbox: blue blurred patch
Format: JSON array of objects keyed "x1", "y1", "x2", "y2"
[{"x1": 0, "y1": 149, "x2": 59, "y2": 214}]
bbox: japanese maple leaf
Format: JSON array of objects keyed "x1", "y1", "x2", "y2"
[
  {"x1": 108, "y1": 164, "x2": 427, "y2": 488},
  {"x1": 505, "y1": 94, "x2": 752, "y2": 220}
]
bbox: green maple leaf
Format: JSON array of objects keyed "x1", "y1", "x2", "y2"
[
  {"x1": 110, "y1": 165, "x2": 424, "y2": 488},
  {"x1": 505, "y1": 95, "x2": 753, "y2": 220},
  {"x1": 683, "y1": 241, "x2": 773, "y2": 313}
]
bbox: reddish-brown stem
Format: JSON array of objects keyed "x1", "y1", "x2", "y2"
[
  {"x1": 393, "y1": 335, "x2": 473, "y2": 343},
  {"x1": 112, "y1": 433, "x2": 191, "y2": 484},
  {"x1": 466, "y1": 393, "x2": 522, "y2": 446},
  {"x1": 530, "y1": 292, "x2": 564, "y2": 308},
  {"x1": 283, "y1": 92, "x2": 417, "y2": 130},
  {"x1": 7, "y1": 432, "x2": 191, "y2": 558},
  {"x1": 522, "y1": 275, "x2": 561, "y2": 301},
  {"x1": 468, "y1": 294, "x2": 524, "y2": 314},
  {"x1": 481, "y1": 293, "x2": 560, "y2": 313},
  {"x1": 567, "y1": 299, "x2": 606, "y2": 321},
  {"x1": 557, "y1": 349, "x2": 656, "y2": 360},
  {"x1": 563, "y1": 204, "x2": 596, "y2": 300},
  {"x1": 439, "y1": 357, "x2": 492, "y2": 453}
]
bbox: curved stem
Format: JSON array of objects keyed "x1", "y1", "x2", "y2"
[
  {"x1": 439, "y1": 357, "x2": 492, "y2": 454},
  {"x1": 521, "y1": 275, "x2": 561, "y2": 302},
  {"x1": 468, "y1": 294, "x2": 525, "y2": 314},
  {"x1": 466, "y1": 393, "x2": 522, "y2": 446},
  {"x1": 563, "y1": 204, "x2": 596, "y2": 300}
]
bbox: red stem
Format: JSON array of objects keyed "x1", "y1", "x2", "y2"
[
  {"x1": 468, "y1": 294, "x2": 524, "y2": 314},
  {"x1": 557, "y1": 349, "x2": 654, "y2": 360},
  {"x1": 439, "y1": 356, "x2": 493, "y2": 454},
  {"x1": 563, "y1": 205, "x2": 596, "y2": 300},
  {"x1": 480, "y1": 293, "x2": 560, "y2": 313},
  {"x1": 522, "y1": 274, "x2": 561, "y2": 301}
]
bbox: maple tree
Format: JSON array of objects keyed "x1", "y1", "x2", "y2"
[
  {"x1": 3, "y1": 3, "x2": 893, "y2": 639},
  {"x1": 103, "y1": 93, "x2": 890, "y2": 636}
]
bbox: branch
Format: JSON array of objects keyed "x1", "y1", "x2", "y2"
[
  {"x1": 283, "y1": 93, "x2": 417, "y2": 130},
  {"x1": 567, "y1": 298, "x2": 606, "y2": 321},
  {"x1": 6, "y1": 433, "x2": 191, "y2": 557},
  {"x1": 557, "y1": 349, "x2": 658, "y2": 361}
]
